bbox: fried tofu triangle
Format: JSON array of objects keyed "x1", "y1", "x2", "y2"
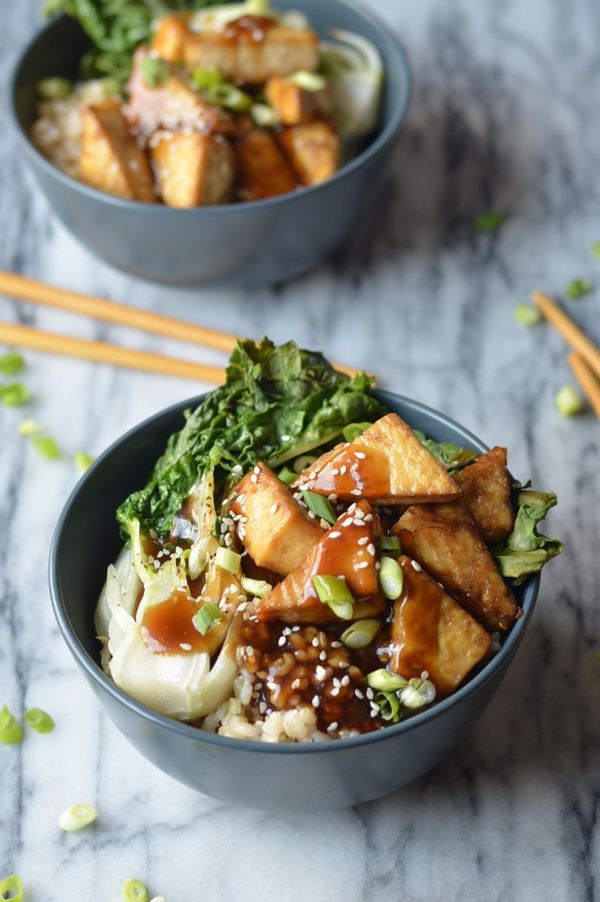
[
  {"x1": 151, "y1": 132, "x2": 234, "y2": 207},
  {"x1": 230, "y1": 463, "x2": 323, "y2": 576},
  {"x1": 455, "y1": 446, "x2": 515, "y2": 545},
  {"x1": 256, "y1": 500, "x2": 385, "y2": 624},
  {"x1": 391, "y1": 556, "x2": 491, "y2": 696},
  {"x1": 78, "y1": 101, "x2": 155, "y2": 202},
  {"x1": 295, "y1": 414, "x2": 460, "y2": 505},
  {"x1": 393, "y1": 504, "x2": 519, "y2": 632}
]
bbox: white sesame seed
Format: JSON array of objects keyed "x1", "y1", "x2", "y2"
[
  {"x1": 354, "y1": 689, "x2": 364, "y2": 699},
  {"x1": 333, "y1": 677, "x2": 341, "y2": 688},
  {"x1": 331, "y1": 468, "x2": 339, "y2": 476},
  {"x1": 224, "y1": 534, "x2": 233, "y2": 546},
  {"x1": 358, "y1": 536, "x2": 369, "y2": 545},
  {"x1": 291, "y1": 678, "x2": 301, "y2": 690},
  {"x1": 307, "y1": 510, "x2": 316, "y2": 519},
  {"x1": 319, "y1": 650, "x2": 327, "y2": 661},
  {"x1": 342, "y1": 518, "x2": 353, "y2": 528},
  {"x1": 366, "y1": 688, "x2": 374, "y2": 700},
  {"x1": 175, "y1": 546, "x2": 183, "y2": 555},
  {"x1": 354, "y1": 451, "x2": 366, "y2": 460},
  {"x1": 367, "y1": 543, "x2": 376, "y2": 556},
  {"x1": 281, "y1": 435, "x2": 291, "y2": 442},
  {"x1": 250, "y1": 474, "x2": 258, "y2": 484},
  {"x1": 421, "y1": 671, "x2": 429, "y2": 680},
  {"x1": 253, "y1": 465, "x2": 260, "y2": 474},
  {"x1": 340, "y1": 465, "x2": 347, "y2": 475},
  {"x1": 327, "y1": 722, "x2": 338, "y2": 732},
  {"x1": 315, "y1": 665, "x2": 327, "y2": 681},
  {"x1": 312, "y1": 695, "x2": 320, "y2": 708},
  {"x1": 355, "y1": 561, "x2": 369, "y2": 570},
  {"x1": 411, "y1": 560, "x2": 422, "y2": 571},
  {"x1": 283, "y1": 627, "x2": 292, "y2": 636},
  {"x1": 278, "y1": 636, "x2": 286, "y2": 647},
  {"x1": 329, "y1": 530, "x2": 342, "y2": 539},
  {"x1": 309, "y1": 471, "x2": 317, "y2": 480},
  {"x1": 350, "y1": 462, "x2": 359, "y2": 473},
  {"x1": 375, "y1": 561, "x2": 381, "y2": 570},
  {"x1": 237, "y1": 493, "x2": 246, "y2": 504},
  {"x1": 270, "y1": 503, "x2": 278, "y2": 514},
  {"x1": 312, "y1": 637, "x2": 320, "y2": 647},
  {"x1": 246, "y1": 646, "x2": 253, "y2": 656},
  {"x1": 259, "y1": 702, "x2": 267, "y2": 714},
  {"x1": 331, "y1": 687, "x2": 340, "y2": 697},
  {"x1": 319, "y1": 519, "x2": 330, "y2": 529},
  {"x1": 179, "y1": 643, "x2": 192, "y2": 651},
  {"x1": 331, "y1": 640, "x2": 342, "y2": 648},
  {"x1": 328, "y1": 493, "x2": 338, "y2": 502},
  {"x1": 364, "y1": 514, "x2": 373, "y2": 522},
  {"x1": 351, "y1": 488, "x2": 362, "y2": 496},
  {"x1": 354, "y1": 507, "x2": 365, "y2": 520},
  {"x1": 341, "y1": 675, "x2": 350, "y2": 686},
  {"x1": 338, "y1": 660, "x2": 350, "y2": 668}
]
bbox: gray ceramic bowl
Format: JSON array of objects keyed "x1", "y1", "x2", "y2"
[
  {"x1": 11, "y1": 1, "x2": 410, "y2": 286},
  {"x1": 49, "y1": 391, "x2": 540, "y2": 811}
]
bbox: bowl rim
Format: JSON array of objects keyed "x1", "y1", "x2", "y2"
[
  {"x1": 49, "y1": 389, "x2": 540, "y2": 756},
  {"x1": 10, "y1": 0, "x2": 412, "y2": 216}
]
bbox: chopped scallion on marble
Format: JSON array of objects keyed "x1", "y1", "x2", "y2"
[
  {"x1": 592, "y1": 242, "x2": 600, "y2": 260},
  {"x1": 555, "y1": 386, "x2": 585, "y2": 417},
  {"x1": 74, "y1": 451, "x2": 94, "y2": 473},
  {"x1": 18, "y1": 418, "x2": 42, "y2": 436},
  {"x1": 37, "y1": 76, "x2": 72, "y2": 99},
  {"x1": 474, "y1": 212, "x2": 505, "y2": 232},
  {"x1": 0, "y1": 351, "x2": 25, "y2": 375},
  {"x1": 24, "y1": 707, "x2": 55, "y2": 734},
  {"x1": 565, "y1": 278, "x2": 593, "y2": 299},
  {"x1": 58, "y1": 803, "x2": 97, "y2": 832},
  {"x1": 0, "y1": 873, "x2": 24, "y2": 902},
  {"x1": 514, "y1": 304, "x2": 542, "y2": 326},
  {"x1": 32, "y1": 435, "x2": 61, "y2": 459},
  {"x1": 0, "y1": 383, "x2": 31, "y2": 407},
  {"x1": 122, "y1": 879, "x2": 149, "y2": 902},
  {"x1": 0, "y1": 706, "x2": 23, "y2": 745}
]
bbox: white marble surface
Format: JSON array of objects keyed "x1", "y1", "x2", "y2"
[{"x1": 1, "y1": 1, "x2": 599, "y2": 899}]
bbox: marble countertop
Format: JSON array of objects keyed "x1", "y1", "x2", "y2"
[{"x1": 1, "y1": 1, "x2": 599, "y2": 899}]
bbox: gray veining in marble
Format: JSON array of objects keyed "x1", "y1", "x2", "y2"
[{"x1": 1, "y1": 1, "x2": 599, "y2": 900}]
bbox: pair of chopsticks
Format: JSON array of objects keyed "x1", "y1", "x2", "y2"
[
  {"x1": 0, "y1": 271, "x2": 360, "y2": 383},
  {"x1": 533, "y1": 291, "x2": 600, "y2": 418}
]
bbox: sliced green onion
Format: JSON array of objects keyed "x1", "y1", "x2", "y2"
[
  {"x1": 340, "y1": 618, "x2": 380, "y2": 649},
  {"x1": 293, "y1": 454, "x2": 317, "y2": 474},
  {"x1": 18, "y1": 418, "x2": 41, "y2": 436},
  {"x1": 379, "y1": 536, "x2": 401, "y2": 552},
  {"x1": 37, "y1": 77, "x2": 72, "y2": 99},
  {"x1": 277, "y1": 467, "x2": 296, "y2": 485},
  {"x1": 565, "y1": 278, "x2": 593, "y2": 299},
  {"x1": 141, "y1": 56, "x2": 169, "y2": 88},
  {"x1": 0, "y1": 706, "x2": 23, "y2": 745},
  {"x1": 592, "y1": 242, "x2": 600, "y2": 260},
  {"x1": 379, "y1": 556, "x2": 404, "y2": 600},
  {"x1": 301, "y1": 490, "x2": 336, "y2": 525},
  {"x1": 74, "y1": 451, "x2": 94, "y2": 473},
  {"x1": 24, "y1": 707, "x2": 54, "y2": 734},
  {"x1": 58, "y1": 802, "x2": 97, "y2": 832},
  {"x1": 400, "y1": 677, "x2": 436, "y2": 709},
  {"x1": 0, "y1": 874, "x2": 24, "y2": 902},
  {"x1": 122, "y1": 879, "x2": 149, "y2": 902},
  {"x1": 250, "y1": 103, "x2": 281, "y2": 127},
  {"x1": 0, "y1": 383, "x2": 31, "y2": 407},
  {"x1": 193, "y1": 602, "x2": 222, "y2": 636},
  {"x1": 290, "y1": 70, "x2": 327, "y2": 91},
  {"x1": 240, "y1": 577, "x2": 272, "y2": 598},
  {"x1": 367, "y1": 668, "x2": 407, "y2": 692},
  {"x1": 474, "y1": 212, "x2": 505, "y2": 232},
  {"x1": 215, "y1": 546, "x2": 241, "y2": 574},
  {"x1": 0, "y1": 351, "x2": 25, "y2": 375},
  {"x1": 555, "y1": 386, "x2": 585, "y2": 417},
  {"x1": 203, "y1": 82, "x2": 252, "y2": 112},
  {"x1": 375, "y1": 690, "x2": 400, "y2": 722},
  {"x1": 191, "y1": 68, "x2": 222, "y2": 89},
  {"x1": 342, "y1": 421, "x2": 371, "y2": 443},
  {"x1": 31, "y1": 435, "x2": 60, "y2": 459},
  {"x1": 312, "y1": 574, "x2": 354, "y2": 620},
  {"x1": 514, "y1": 304, "x2": 542, "y2": 326}
]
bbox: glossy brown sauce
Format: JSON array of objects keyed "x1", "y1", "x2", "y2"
[
  {"x1": 390, "y1": 557, "x2": 441, "y2": 680},
  {"x1": 222, "y1": 15, "x2": 278, "y2": 43},
  {"x1": 141, "y1": 590, "x2": 209, "y2": 654},
  {"x1": 300, "y1": 443, "x2": 391, "y2": 500}
]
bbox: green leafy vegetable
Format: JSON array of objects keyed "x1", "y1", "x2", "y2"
[
  {"x1": 117, "y1": 338, "x2": 385, "y2": 539},
  {"x1": 565, "y1": 278, "x2": 593, "y2": 300},
  {"x1": 0, "y1": 383, "x2": 31, "y2": 407},
  {"x1": 493, "y1": 489, "x2": 563, "y2": 584},
  {"x1": 0, "y1": 351, "x2": 25, "y2": 375},
  {"x1": 474, "y1": 212, "x2": 505, "y2": 232},
  {"x1": 414, "y1": 430, "x2": 478, "y2": 474}
]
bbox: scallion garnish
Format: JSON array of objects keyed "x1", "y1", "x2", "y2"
[
  {"x1": 202, "y1": 82, "x2": 252, "y2": 112},
  {"x1": 379, "y1": 556, "x2": 404, "y2": 600},
  {"x1": 24, "y1": 707, "x2": 55, "y2": 734},
  {"x1": 301, "y1": 490, "x2": 336, "y2": 525},
  {"x1": 277, "y1": 467, "x2": 296, "y2": 485},
  {"x1": 565, "y1": 278, "x2": 593, "y2": 300},
  {"x1": 340, "y1": 618, "x2": 380, "y2": 649},
  {"x1": 191, "y1": 68, "x2": 222, "y2": 89},
  {"x1": 140, "y1": 56, "x2": 169, "y2": 88},
  {"x1": 37, "y1": 76, "x2": 72, "y2": 99},
  {"x1": 215, "y1": 547, "x2": 241, "y2": 574},
  {"x1": 293, "y1": 454, "x2": 317, "y2": 474},
  {"x1": 290, "y1": 70, "x2": 327, "y2": 91},
  {"x1": 342, "y1": 422, "x2": 371, "y2": 443},
  {"x1": 0, "y1": 383, "x2": 31, "y2": 407},
  {"x1": 312, "y1": 574, "x2": 354, "y2": 620},
  {"x1": 0, "y1": 351, "x2": 25, "y2": 375},
  {"x1": 474, "y1": 212, "x2": 505, "y2": 232},
  {"x1": 375, "y1": 690, "x2": 401, "y2": 722},
  {"x1": 74, "y1": 451, "x2": 94, "y2": 473},
  {"x1": 367, "y1": 669, "x2": 407, "y2": 692},
  {"x1": 121, "y1": 879, "x2": 149, "y2": 902},
  {"x1": 31, "y1": 435, "x2": 61, "y2": 459},
  {"x1": 0, "y1": 706, "x2": 23, "y2": 745},
  {"x1": 555, "y1": 386, "x2": 585, "y2": 417},
  {"x1": 250, "y1": 103, "x2": 281, "y2": 128},
  {"x1": 193, "y1": 602, "x2": 222, "y2": 636},
  {"x1": 400, "y1": 677, "x2": 436, "y2": 708},
  {"x1": 18, "y1": 418, "x2": 41, "y2": 436},
  {"x1": 514, "y1": 304, "x2": 542, "y2": 326},
  {"x1": 592, "y1": 242, "x2": 600, "y2": 260},
  {"x1": 240, "y1": 577, "x2": 272, "y2": 598},
  {"x1": 379, "y1": 536, "x2": 401, "y2": 552},
  {"x1": 0, "y1": 874, "x2": 24, "y2": 902},
  {"x1": 58, "y1": 802, "x2": 97, "y2": 832}
]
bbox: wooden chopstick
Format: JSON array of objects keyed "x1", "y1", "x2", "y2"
[
  {"x1": 532, "y1": 290, "x2": 600, "y2": 381},
  {"x1": 0, "y1": 270, "x2": 361, "y2": 379},
  {"x1": 0, "y1": 322, "x2": 225, "y2": 383},
  {"x1": 567, "y1": 352, "x2": 600, "y2": 418}
]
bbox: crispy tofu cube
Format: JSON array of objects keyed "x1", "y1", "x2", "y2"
[
  {"x1": 229, "y1": 463, "x2": 323, "y2": 576},
  {"x1": 455, "y1": 446, "x2": 515, "y2": 545},
  {"x1": 393, "y1": 503, "x2": 519, "y2": 632},
  {"x1": 151, "y1": 15, "x2": 192, "y2": 64},
  {"x1": 234, "y1": 128, "x2": 297, "y2": 201},
  {"x1": 295, "y1": 413, "x2": 461, "y2": 505},
  {"x1": 265, "y1": 76, "x2": 332, "y2": 125},
  {"x1": 390, "y1": 556, "x2": 491, "y2": 696},
  {"x1": 256, "y1": 501, "x2": 386, "y2": 624},
  {"x1": 184, "y1": 20, "x2": 319, "y2": 84},
  {"x1": 78, "y1": 101, "x2": 155, "y2": 202},
  {"x1": 279, "y1": 120, "x2": 340, "y2": 186},
  {"x1": 126, "y1": 47, "x2": 234, "y2": 138},
  {"x1": 151, "y1": 132, "x2": 234, "y2": 207}
]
